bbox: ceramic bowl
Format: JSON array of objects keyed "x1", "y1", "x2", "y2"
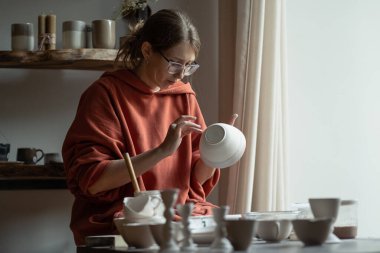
[
  {"x1": 199, "y1": 123, "x2": 246, "y2": 168},
  {"x1": 292, "y1": 218, "x2": 334, "y2": 246},
  {"x1": 226, "y1": 219, "x2": 257, "y2": 251},
  {"x1": 121, "y1": 223, "x2": 158, "y2": 249},
  {"x1": 256, "y1": 219, "x2": 293, "y2": 242}
]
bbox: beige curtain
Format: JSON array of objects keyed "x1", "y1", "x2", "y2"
[{"x1": 218, "y1": 0, "x2": 288, "y2": 213}]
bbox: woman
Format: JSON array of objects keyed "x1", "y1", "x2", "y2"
[{"x1": 62, "y1": 9, "x2": 230, "y2": 245}]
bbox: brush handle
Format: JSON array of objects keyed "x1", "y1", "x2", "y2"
[{"x1": 123, "y1": 152, "x2": 140, "y2": 193}]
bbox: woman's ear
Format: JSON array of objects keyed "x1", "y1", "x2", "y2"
[{"x1": 141, "y1": 41, "x2": 153, "y2": 60}]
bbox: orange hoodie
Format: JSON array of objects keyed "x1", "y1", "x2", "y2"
[{"x1": 62, "y1": 69, "x2": 220, "y2": 245}]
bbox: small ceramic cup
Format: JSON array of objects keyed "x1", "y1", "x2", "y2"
[
  {"x1": 0, "y1": 143, "x2": 10, "y2": 161},
  {"x1": 292, "y1": 218, "x2": 334, "y2": 246},
  {"x1": 62, "y1": 20, "x2": 86, "y2": 49},
  {"x1": 11, "y1": 23, "x2": 34, "y2": 51},
  {"x1": 256, "y1": 219, "x2": 293, "y2": 242},
  {"x1": 44, "y1": 152, "x2": 62, "y2": 165},
  {"x1": 226, "y1": 219, "x2": 257, "y2": 251},
  {"x1": 92, "y1": 19, "x2": 115, "y2": 49},
  {"x1": 123, "y1": 193, "x2": 165, "y2": 223},
  {"x1": 16, "y1": 147, "x2": 44, "y2": 164}
]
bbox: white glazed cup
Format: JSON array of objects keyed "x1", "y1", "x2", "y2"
[
  {"x1": 199, "y1": 123, "x2": 246, "y2": 168},
  {"x1": 256, "y1": 219, "x2": 293, "y2": 242},
  {"x1": 134, "y1": 190, "x2": 165, "y2": 217},
  {"x1": 92, "y1": 19, "x2": 115, "y2": 49},
  {"x1": 123, "y1": 193, "x2": 165, "y2": 223}
]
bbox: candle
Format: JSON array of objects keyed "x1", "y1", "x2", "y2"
[
  {"x1": 45, "y1": 14, "x2": 56, "y2": 49},
  {"x1": 38, "y1": 14, "x2": 46, "y2": 50}
]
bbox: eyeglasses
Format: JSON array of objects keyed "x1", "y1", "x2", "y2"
[{"x1": 158, "y1": 51, "x2": 200, "y2": 76}]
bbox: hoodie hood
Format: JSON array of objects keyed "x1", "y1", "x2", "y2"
[{"x1": 102, "y1": 69, "x2": 196, "y2": 96}]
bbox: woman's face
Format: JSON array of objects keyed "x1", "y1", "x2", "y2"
[{"x1": 139, "y1": 41, "x2": 197, "y2": 90}]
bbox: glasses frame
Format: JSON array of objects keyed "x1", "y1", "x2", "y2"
[{"x1": 158, "y1": 51, "x2": 200, "y2": 76}]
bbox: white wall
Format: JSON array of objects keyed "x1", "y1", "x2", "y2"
[
  {"x1": 287, "y1": 0, "x2": 380, "y2": 237},
  {"x1": 0, "y1": 1, "x2": 218, "y2": 252}
]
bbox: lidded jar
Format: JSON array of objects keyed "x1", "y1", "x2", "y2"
[{"x1": 333, "y1": 199, "x2": 358, "y2": 239}]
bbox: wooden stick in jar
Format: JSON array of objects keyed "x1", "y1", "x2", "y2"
[{"x1": 122, "y1": 152, "x2": 140, "y2": 193}]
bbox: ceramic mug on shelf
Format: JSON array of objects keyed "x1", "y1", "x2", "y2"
[
  {"x1": 0, "y1": 143, "x2": 10, "y2": 161},
  {"x1": 16, "y1": 147, "x2": 44, "y2": 164},
  {"x1": 44, "y1": 152, "x2": 62, "y2": 165},
  {"x1": 62, "y1": 20, "x2": 86, "y2": 49},
  {"x1": 11, "y1": 23, "x2": 34, "y2": 51},
  {"x1": 92, "y1": 19, "x2": 115, "y2": 49}
]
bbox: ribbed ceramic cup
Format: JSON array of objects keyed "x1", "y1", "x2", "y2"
[{"x1": 92, "y1": 19, "x2": 115, "y2": 49}]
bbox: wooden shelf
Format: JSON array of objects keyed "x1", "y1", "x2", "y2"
[
  {"x1": 0, "y1": 49, "x2": 120, "y2": 71},
  {"x1": 0, "y1": 163, "x2": 66, "y2": 190},
  {"x1": 0, "y1": 163, "x2": 65, "y2": 177}
]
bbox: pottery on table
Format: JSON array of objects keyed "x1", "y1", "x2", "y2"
[
  {"x1": 226, "y1": 219, "x2": 257, "y2": 251},
  {"x1": 292, "y1": 218, "x2": 334, "y2": 246},
  {"x1": 122, "y1": 223, "x2": 158, "y2": 249},
  {"x1": 199, "y1": 123, "x2": 246, "y2": 168},
  {"x1": 123, "y1": 192, "x2": 165, "y2": 223},
  {"x1": 149, "y1": 222, "x2": 183, "y2": 246},
  {"x1": 309, "y1": 198, "x2": 341, "y2": 243},
  {"x1": 256, "y1": 219, "x2": 293, "y2": 242}
]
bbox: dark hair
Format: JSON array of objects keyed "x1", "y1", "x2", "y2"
[{"x1": 115, "y1": 9, "x2": 201, "y2": 69}]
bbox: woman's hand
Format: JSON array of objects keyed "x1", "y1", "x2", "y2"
[{"x1": 159, "y1": 115, "x2": 203, "y2": 157}]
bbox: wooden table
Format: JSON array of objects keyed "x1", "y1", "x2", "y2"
[{"x1": 77, "y1": 238, "x2": 380, "y2": 253}]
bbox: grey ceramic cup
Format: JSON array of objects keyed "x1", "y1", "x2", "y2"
[
  {"x1": 44, "y1": 152, "x2": 62, "y2": 165},
  {"x1": 62, "y1": 20, "x2": 86, "y2": 49},
  {"x1": 11, "y1": 23, "x2": 34, "y2": 51},
  {"x1": 16, "y1": 148, "x2": 44, "y2": 164},
  {"x1": 92, "y1": 19, "x2": 115, "y2": 49}
]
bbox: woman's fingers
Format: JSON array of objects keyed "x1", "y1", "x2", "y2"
[
  {"x1": 174, "y1": 115, "x2": 197, "y2": 125},
  {"x1": 174, "y1": 121, "x2": 202, "y2": 136}
]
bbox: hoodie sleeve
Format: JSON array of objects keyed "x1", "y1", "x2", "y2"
[{"x1": 62, "y1": 80, "x2": 127, "y2": 203}]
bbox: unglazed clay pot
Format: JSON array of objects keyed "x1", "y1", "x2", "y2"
[
  {"x1": 292, "y1": 218, "x2": 334, "y2": 246},
  {"x1": 226, "y1": 219, "x2": 257, "y2": 251},
  {"x1": 199, "y1": 123, "x2": 246, "y2": 168}
]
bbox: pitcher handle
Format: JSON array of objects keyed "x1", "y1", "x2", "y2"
[
  {"x1": 35, "y1": 149, "x2": 45, "y2": 163},
  {"x1": 274, "y1": 221, "x2": 280, "y2": 240}
]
